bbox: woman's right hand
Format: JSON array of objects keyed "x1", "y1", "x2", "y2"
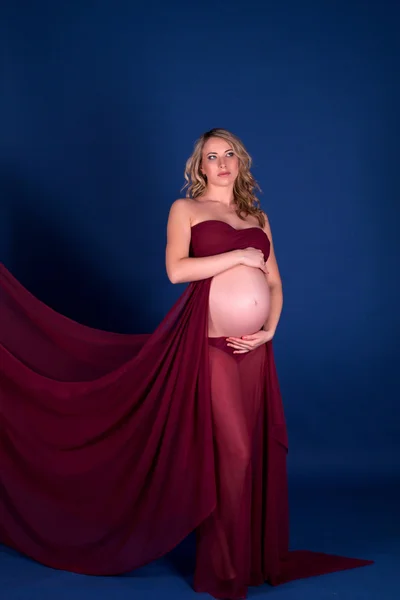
[{"x1": 238, "y1": 247, "x2": 268, "y2": 273}]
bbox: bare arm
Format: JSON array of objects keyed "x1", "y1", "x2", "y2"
[
  {"x1": 261, "y1": 212, "x2": 283, "y2": 333},
  {"x1": 165, "y1": 199, "x2": 244, "y2": 284}
]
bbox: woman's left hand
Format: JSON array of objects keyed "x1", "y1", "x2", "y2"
[{"x1": 226, "y1": 328, "x2": 275, "y2": 354}]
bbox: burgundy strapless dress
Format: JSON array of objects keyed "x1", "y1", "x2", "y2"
[{"x1": 0, "y1": 220, "x2": 372, "y2": 599}]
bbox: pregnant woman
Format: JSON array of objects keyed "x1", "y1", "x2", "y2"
[
  {"x1": 166, "y1": 130, "x2": 282, "y2": 599},
  {"x1": 0, "y1": 128, "x2": 372, "y2": 600}
]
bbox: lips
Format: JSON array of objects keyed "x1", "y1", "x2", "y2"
[{"x1": 218, "y1": 172, "x2": 230, "y2": 177}]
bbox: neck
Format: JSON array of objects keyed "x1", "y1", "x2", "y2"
[{"x1": 202, "y1": 184, "x2": 235, "y2": 207}]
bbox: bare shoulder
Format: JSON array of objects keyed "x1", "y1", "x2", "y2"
[
  {"x1": 260, "y1": 210, "x2": 273, "y2": 239},
  {"x1": 165, "y1": 199, "x2": 195, "y2": 279},
  {"x1": 166, "y1": 198, "x2": 197, "y2": 244},
  {"x1": 168, "y1": 197, "x2": 197, "y2": 223},
  {"x1": 170, "y1": 197, "x2": 193, "y2": 210}
]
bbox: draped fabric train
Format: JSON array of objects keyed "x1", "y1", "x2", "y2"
[{"x1": 0, "y1": 221, "x2": 372, "y2": 600}]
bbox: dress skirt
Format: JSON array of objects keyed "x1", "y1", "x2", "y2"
[
  {"x1": 0, "y1": 263, "x2": 372, "y2": 600},
  {"x1": 194, "y1": 338, "x2": 270, "y2": 599}
]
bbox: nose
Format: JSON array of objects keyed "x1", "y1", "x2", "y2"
[{"x1": 218, "y1": 156, "x2": 226, "y2": 168}]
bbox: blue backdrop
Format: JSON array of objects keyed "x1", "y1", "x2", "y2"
[{"x1": 1, "y1": 0, "x2": 399, "y2": 481}]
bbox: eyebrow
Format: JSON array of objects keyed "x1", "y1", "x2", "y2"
[{"x1": 206, "y1": 148, "x2": 234, "y2": 156}]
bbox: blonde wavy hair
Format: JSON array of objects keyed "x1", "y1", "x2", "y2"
[{"x1": 182, "y1": 128, "x2": 265, "y2": 228}]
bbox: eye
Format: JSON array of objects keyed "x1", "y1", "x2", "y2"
[
  {"x1": 226, "y1": 151, "x2": 235, "y2": 157},
  {"x1": 207, "y1": 155, "x2": 216, "y2": 160}
]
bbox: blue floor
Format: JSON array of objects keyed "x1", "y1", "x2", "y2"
[{"x1": 1, "y1": 476, "x2": 399, "y2": 600}]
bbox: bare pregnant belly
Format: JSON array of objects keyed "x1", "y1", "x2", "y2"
[{"x1": 208, "y1": 266, "x2": 271, "y2": 338}]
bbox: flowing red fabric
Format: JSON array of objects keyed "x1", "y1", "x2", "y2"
[{"x1": 0, "y1": 221, "x2": 372, "y2": 599}]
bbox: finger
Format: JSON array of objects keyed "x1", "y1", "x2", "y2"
[
  {"x1": 227, "y1": 337, "x2": 253, "y2": 346},
  {"x1": 227, "y1": 341, "x2": 253, "y2": 350},
  {"x1": 233, "y1": 349, "x2": 250, "y2": 354}
]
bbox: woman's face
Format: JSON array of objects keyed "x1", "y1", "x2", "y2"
[{"x1": 200, "y1": 136, "x2": 239, "y2": 188}]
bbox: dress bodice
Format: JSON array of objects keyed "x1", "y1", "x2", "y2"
[{"x1": 189, "y1": 220, "x2": 270, "y2": 261}]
